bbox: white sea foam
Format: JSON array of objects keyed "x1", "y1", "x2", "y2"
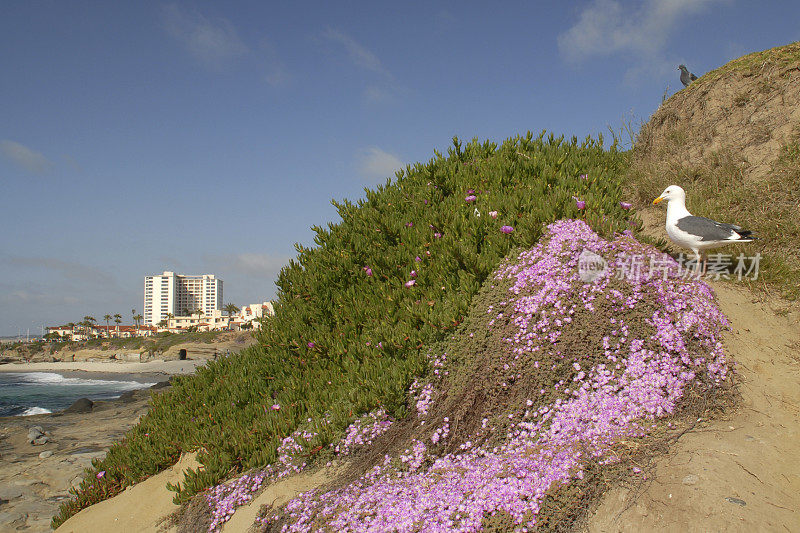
[
  {"x1": 18, "y1": 372, "x2": 154, "y2": 389},
  {"x1": 22, "y1": 406, "x2": 52, "y2": 416}
]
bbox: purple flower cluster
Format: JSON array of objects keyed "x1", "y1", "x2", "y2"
[
  {"x1": 264, "y1": 219, "x2": 729, "y2": 532},
  {"x1": 205, "y1": 410, "x2": 394, "y2": 531},
  {"x1": 332, "y1": 410, "x2": 394, "y2": 457}
]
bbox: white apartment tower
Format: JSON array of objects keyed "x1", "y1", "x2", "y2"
[{"x1": 144, "y1": 271, "x2": 223, "y2": 326}]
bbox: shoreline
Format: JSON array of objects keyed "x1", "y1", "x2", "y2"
[{"x1": 0, "y1": 358, "x2": 209, "y2": 377}]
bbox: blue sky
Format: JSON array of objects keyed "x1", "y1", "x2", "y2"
[{"x1": 1, "y1": 1, "x2": 798, "y2": 336}]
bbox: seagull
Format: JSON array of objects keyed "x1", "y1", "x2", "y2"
[
  {"x1": 653, "y1": 185, "x2": 753, "y2": 275},
  {"x1": 678, "y1": 64, "x2": 698, "y2": 87}
]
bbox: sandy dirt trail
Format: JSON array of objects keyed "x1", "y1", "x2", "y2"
[{"x1": 589, "y1": 283, "x2": 800, "y2": 532}]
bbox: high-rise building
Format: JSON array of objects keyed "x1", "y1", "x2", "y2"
[{"x1": 143, "y1": 271, "x2": 223, "y2": 326}]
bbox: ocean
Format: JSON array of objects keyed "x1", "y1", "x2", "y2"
[{"x1": 0, "y1": 372, "x2": 157, "y2": 417}]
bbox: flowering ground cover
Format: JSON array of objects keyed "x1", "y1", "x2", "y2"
[
  {"x1": 248, "y1": 219, "x2": 731, "y2": 532},
  {"x1": 53, "y1": 133, "x2": 638, "y2": 528}
]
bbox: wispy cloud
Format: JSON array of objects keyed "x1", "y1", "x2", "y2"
[
  {"x1": 230, "y1": 253, "x2": 290, "y2": 278},
  {"x1": 205, "y1": 253, "x2": 290, "y2": 280},
  {"x1": 558, "y1": 0, "x2": 726, "y2": 81},
  {"x1": 3, "y1": 255, "x2": 118, "y2": 288},
  {"x1": 259, "y1": 41, "x2": 291, "y2": 87},
  {"x1": 322, "y1": 28, "x2": 389, "y2": 76},
  {"x1": 0, "y1": 140, "x2": 53, "y2": 173},
  {"x1": 161, "y1": 4, "x2": 248, "y2": 70},
  {"x1": 0, "y1": 286, "x2": 80, "y2": 306},
  {"x1": 321, "y1": 28, "x2": 404, "y2": 103},
  {"x1": 358, "y1": 147, "x2": 403, "y2": 182}
]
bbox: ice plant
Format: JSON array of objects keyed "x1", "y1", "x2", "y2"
[
  {"x1": 620, "y1": 202, "x2": 632, "y2": 210},
  {"x1": 266, "y1": 219, "x2": 730, "y2": 532},
  {"x1": 500, "y1": 225, "x2": 514, "y2": 234},
  {"x1": 489, "y1": 210, "x2": 498, "y2": 218},
  {"x1": 405, "y1": 280, "x2": 416, "y2": 288},
  {"x1": 465, "y1": 195, "x2": 477, "y2": 203}
]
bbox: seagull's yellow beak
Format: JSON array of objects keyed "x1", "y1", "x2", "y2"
[{"x1": 652, "y1": 196, "x2": 664, "y2": 205}]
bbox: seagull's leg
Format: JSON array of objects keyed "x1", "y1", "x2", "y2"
[{"x1": 694, "y1": 251, "x2": 702, "y2": 278}]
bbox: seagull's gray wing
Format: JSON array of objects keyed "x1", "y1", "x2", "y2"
[{"x1": 675, "y1": 216, "x2": 751, "y2": 241}]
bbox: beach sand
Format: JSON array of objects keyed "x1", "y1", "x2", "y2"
[{"x1": 0, "y1": 358, "x2": 209, "y2": 377}]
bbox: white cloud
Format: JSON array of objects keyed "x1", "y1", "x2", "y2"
[
  {"x1": 230, "y1": 253, "x2": 289, "y2": 278},
  {"x1": 204, "y1": 253, "x2": 290, "y2": 280},
  {"x1": 161, "y1": 4, "x2": 248, "y2": 69},
  {"x1": 259, "y1": 42, "x2": 291, "y2": 87},
  {"x1": 4, "y1": 256, "x2": 118, "y2": 288},
  {"x1": 0, "y1": 140, "x2": 52, "y2": 173},
  {"x1": 358, "y1": 147, "x2": 403, "y2": 182},
  {"x1": 558, "y1": 0, "x2": 725, "y2": 63},
  {"x1": 322, "y1": 28, "x2": 389, "y2": 76}
]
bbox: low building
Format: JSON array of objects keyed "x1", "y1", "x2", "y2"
[
  {"x1": 165, "y1": 301, "x2": 274, "y2": 332},
  {"x1": 45, "y1": 324, "x2": 156, "y2": 342}
]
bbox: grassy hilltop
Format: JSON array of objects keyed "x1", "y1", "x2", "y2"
[{"x1": 54, "y1": 132, "x2": 635, "y2": 526}]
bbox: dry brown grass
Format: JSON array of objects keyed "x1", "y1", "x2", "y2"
[{"x1": 625, "y1": 41, "x2": 800, "y2": 301}]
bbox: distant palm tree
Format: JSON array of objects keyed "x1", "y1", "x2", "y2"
[
  {"x1": 223, "y1": 303, "x2": 240, "y2": 327},
  {"x1": 114, "y1": 314, "x2": 122, "y2": 337},
  {"x1": 103, "y1": 314, "x2": 113, "y2": 338},
  {"x1": 133, "y1": 314, "x2": 143, "y2": 336},
  {"x1": 194, "y1": 308, "x2": 204, "y2": 325},
  {"x1": 83, "y1": 316, "x2": 96, "y2": 339}
]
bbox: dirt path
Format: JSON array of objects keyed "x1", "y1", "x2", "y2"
[{"x1": 588, "y1": 282, "x2": 800, "y2": 532}]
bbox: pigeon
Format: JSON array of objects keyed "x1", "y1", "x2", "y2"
[
  {"x1": 653, "y1": 185, "x2": 753, "y2": 275},
  {"x1": 678, "y1": 64, "x2": 698, "y2": 87}
]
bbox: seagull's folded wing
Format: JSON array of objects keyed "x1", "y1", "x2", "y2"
[{"x1": 675, "y1": 215, "x2": 750, "y2": 241}]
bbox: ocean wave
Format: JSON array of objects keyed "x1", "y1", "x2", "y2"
[
  {"x1": 16, "y1": 372, "x2": 155, "y2": 389},
  {"x1": 22, "y1": 406, "x2": 52, "y2": 416}
]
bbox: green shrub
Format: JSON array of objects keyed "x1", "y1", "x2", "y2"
[{"x1": 53, "y1": 132, "x2": 635, "y2": 527}]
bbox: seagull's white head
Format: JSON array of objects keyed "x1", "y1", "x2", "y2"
[{"x1": 652, "y1": 185, "x2": 685, "y2": 206}]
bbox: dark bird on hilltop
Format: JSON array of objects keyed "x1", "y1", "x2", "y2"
[{"x1": 678, "y1": 64, "x2": 698, "y2": 87}]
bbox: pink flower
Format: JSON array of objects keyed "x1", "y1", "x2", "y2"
[
  {"x1": 363, "y1": 267, "x2": 373, "y2": 276},
  {"x1": 579, "y1": 173, "x2": 588, "y2": 180},
  {"x1": 405, "y1": 222, "x2": 413, "y2": 227},
  {"x1": 271, "y1": 404, "x2": 281, "y2": 410},
  {"x1": 500, "y1": 226, "x2": 514, "y2": 234},
  {"x1": 434, "y1": 232, "x2": 442, "y2": 238},
  {"x1": 405, "y1": 280, "x2": 416, "y2": 288},
  {"x1": 467, "y1": 188, "x2": 475, "y2": 194},
  {"x1": 620, "y1": 202, "x2": 632, "y2": 210},
  {"x1": 410, "y1": 270, "x2": 417, "y2": 278},
  {"x1": 465, "y1": 195, "x2": 477, "y2": 203},
  {"x1": 415, "y1": 256, "x2": 422, "y2": 262},
  {"x1": 96, "y1": 471, "x2": 105, "y2": 479},
  {"x1": 307, "y1": 342, "x2": 315, "y2": 348},
  {"x1": 576, "y1": 199, "x2": 586, "y2": 210},
  {"x1": 489, "y1": 211, "x2": 498, "y2": 219}
]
